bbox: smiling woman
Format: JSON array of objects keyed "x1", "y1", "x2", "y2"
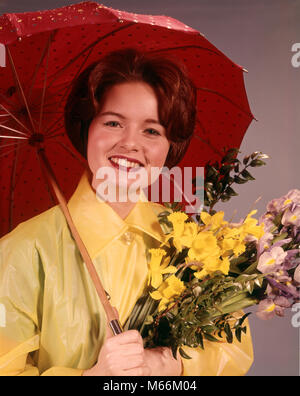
[{"x1": 0, "y1": 48, "x2": 253, "y2": 376}]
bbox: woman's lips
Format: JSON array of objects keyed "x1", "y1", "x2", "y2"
[{"x1": 108, "y1": 155, "x2": 144, "y2": 172}]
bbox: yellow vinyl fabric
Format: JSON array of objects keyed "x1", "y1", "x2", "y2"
[{"x1": 0, "y1": 171, "x2": 253, "y2": 376}]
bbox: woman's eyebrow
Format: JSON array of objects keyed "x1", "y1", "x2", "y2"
[
  {"x1": 99, "y1": 111, "x2": 162, "y2": 126},
  {"x1": 99, "y1": 111, "x2": 126, "y2": 119}
]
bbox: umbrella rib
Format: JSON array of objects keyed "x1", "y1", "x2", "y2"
[
  {"x1": 47, "y1": 133, "x2": 65, "y2": 139},
  {"x1": 194, "y1": 119, "x2": 224, "y2": 157},
  {"x1": 197, "y1": 87, "x2": 254, "y2": 119},
  {"x1": 44, "y1": 115, "x2": 64, "y2": 137},
  {"x1": 0, "y1": 103, "x2": 31, "y2": 135},
  {"x1": 0, "y1": 142, "x2": 26, "y2": 158},
  {"x1": 45, "y1": 123, "x2": 64, "y2": 138},
  {"x1": 0, "y1": 122, "x2": 29, "y2": 137},
  {"x1": 38, "y1": 35, "x2": 52, "y2": 134},
  {"x1": 0, "y1": 140, "x2": 25, "y2": 149},
  {"x1": 0, "y1": 134, "x2": 28, "y2": 140},
  {"x1": 0, "y1": 123, "x2": 29, "y2": 138},
  {"x1": 54, "y1": 140, "x2": 87, "y2": 168},
  {"x1": 149, "y1": 44, "x2": 223, "y2": 58},
  {"x1": 27, "y1": 32, "x2": 55, "y2": 102},
  {"x1": 7, "y1": 47, "x2": 36, "y2": 134}
]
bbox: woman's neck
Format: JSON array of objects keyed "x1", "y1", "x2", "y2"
[
  {"x1": 106, "y1": 200, "x2": 137, "y2": 220},
  {"x1": 89, "y1": 170, "x2": 138, "y2": 219}
]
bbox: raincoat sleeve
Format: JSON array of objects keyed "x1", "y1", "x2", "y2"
[
  {"x1": 180, "y1": 315, "x2": 253, "y2": 376},
  {"x1": 0, "y1": 231, "x2": 83, "y2": 376}
]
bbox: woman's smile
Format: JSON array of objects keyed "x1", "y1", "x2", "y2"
[{"x1": 108, "y1": 155, "x2": 144, "y2": 172}]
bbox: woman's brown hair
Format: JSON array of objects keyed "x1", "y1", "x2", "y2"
[{"x1": 64, "y1": 48, "x2": 197, "y2": 168}]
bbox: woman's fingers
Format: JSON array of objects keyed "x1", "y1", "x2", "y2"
[
  {"x1": 105, "y1": 329, "x2": 143, "y2": 347},
  {"x1": 104, "y1": 353, "x2": 145, "y2": 371},
  {"x1": 121, "y1": 365, "x2": 151, "y2": 376}
]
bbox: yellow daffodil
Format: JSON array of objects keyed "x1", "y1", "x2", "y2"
[
  {"x1": 221, "y1": 236, "x2": 246, "y2": 257},
  {"x1": 173, "y1": 221, "x2": 198, "y2": 252},
  {"x1": 218, "y1": 256, "x2": 230, "y2": 275},
  {"x1": 200, "y1": 211, "x2": 228, "y2": 230},
  {"x1": 147, "y1": 248, "x2": 177, "y2": 289},
  {"x1": 194, "y1": 256, "x2": 230, "y2": 279},
  {"x1": 188, "y1": 231, "x2": 220, "y2": 262},
  {"x1": 194, "y1": 268, "x2": 209, "y2": 280},
  {"x1": 241, "y1": 210, "x2": 265, "y2": 240},
  {"x1": 150, "y1": 275, "x2": 186, "y2": 311},
  {"x1": 167, "y1": 212, "x2": 188, "y2": 237}
]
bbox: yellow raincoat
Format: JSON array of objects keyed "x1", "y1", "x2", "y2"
[{"x1": 0, "y1": 172, "x2": 253, "y2": 376}]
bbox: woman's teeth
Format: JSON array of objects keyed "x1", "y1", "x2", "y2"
[{"x1": 110, "y1": 157, "x2": 141, "y2": 168}]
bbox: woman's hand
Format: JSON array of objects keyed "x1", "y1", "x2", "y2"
[
  {"x1": 83, "y1": 329, "x2": 151, "y2": 376},
  {"x1": 83, "y1": 308, "x2": 182, "y2": 376},
  {"x1": 144, "y1": 347, "x2": 183, "y2": 376}
]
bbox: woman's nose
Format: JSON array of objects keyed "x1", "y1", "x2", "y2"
[{"x1": 118, "y1": 127, "x2": 140, "y2": 151}]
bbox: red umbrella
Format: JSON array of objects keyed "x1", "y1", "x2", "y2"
[{"x1": 0, "y1": 1, "x2": 255, "y2": 333}]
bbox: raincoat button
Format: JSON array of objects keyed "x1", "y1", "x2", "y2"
[{"x1": 122, "y1": 231, "x2": 134, "y2": 245}]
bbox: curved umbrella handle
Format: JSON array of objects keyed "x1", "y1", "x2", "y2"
[{"x1": 37, "y1": 148, "x2": 123, "y2": 336}]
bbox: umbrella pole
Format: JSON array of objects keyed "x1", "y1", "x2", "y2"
[{"x1": 37, "y1": 148, "x2": 123, "y2": 336}]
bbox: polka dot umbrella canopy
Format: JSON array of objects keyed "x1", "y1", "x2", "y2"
[{"x1": 0, "y1": 1, "x2": 255, "y2": 238}]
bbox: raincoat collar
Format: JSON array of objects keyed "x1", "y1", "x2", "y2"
[{"x1": 67, "y1": 171, "x2": 165, "y2": 259}]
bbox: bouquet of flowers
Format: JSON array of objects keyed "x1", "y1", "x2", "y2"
[{"x1": 124, "y1": 149, "x2": 300, "y2": 359}]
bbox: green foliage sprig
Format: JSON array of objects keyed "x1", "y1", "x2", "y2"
[{"x1": 197, "y1": 148, "x2": 268, "y2": 213}]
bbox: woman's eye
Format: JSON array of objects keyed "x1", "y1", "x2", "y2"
[
  {"x1": 104, "y1": 121, "x2": 121, "y2": 127},
  {"x1": 145, "y1": 128, "x2": 160, "y2": 136}
]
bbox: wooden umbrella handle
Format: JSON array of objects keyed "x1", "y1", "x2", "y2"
[{"x1": 38, "y1": 148, "x2": 123, "y2": 335}]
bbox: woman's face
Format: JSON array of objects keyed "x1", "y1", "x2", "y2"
[{"x1": 87, "y1": 81, "x2": 170, "y2": 198}]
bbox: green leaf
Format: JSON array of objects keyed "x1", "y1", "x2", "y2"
[
  {"x1": 221, "y1": 148, "x2": 239, "y2": 163},
  {"x1": 243, "y1": 155, "x2": 251, "y2": 165},
  {"x1": 239, "y1": 312, "x2": 251, "y2": 326},
  {"x1": 225, "y1": 187, "x2": 238, "y2": 196},
  {"x1": 179, "y1": 347, "x2": 192, "y2": 359},
  {"x1": 234, "y1": 175, "x2": 248, "y2": 184},
  {"x1": 250, "y1": 159, "x2": 266, "y2": 167},
  {"x1": 171, "y1": 345, "x2": 178, "y2": 360},
  {"x1": 235, "y1": 327, "x2": 242, "y2": 342},
  {"x1": 220, "y1": 164, "x2": 233, "y2": 175},
  {"x1": 203, "y1": 333, "x2": 219, "y2": 342},
  {"x1": 250, "y1": 151, "x2": 262, "y2": 159},
  {"x1": 224, "y1": 323, "x2": 233, "y2": 343},
  {"x1": 241, "y1": 169, "x2": 255, "y2": 180},
  {"x1": 220, "y1": 194, "x2": 231, "y2": 202},
  {"x1": 196, "y1": 331, "x2": 204, "y2": 349}
]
